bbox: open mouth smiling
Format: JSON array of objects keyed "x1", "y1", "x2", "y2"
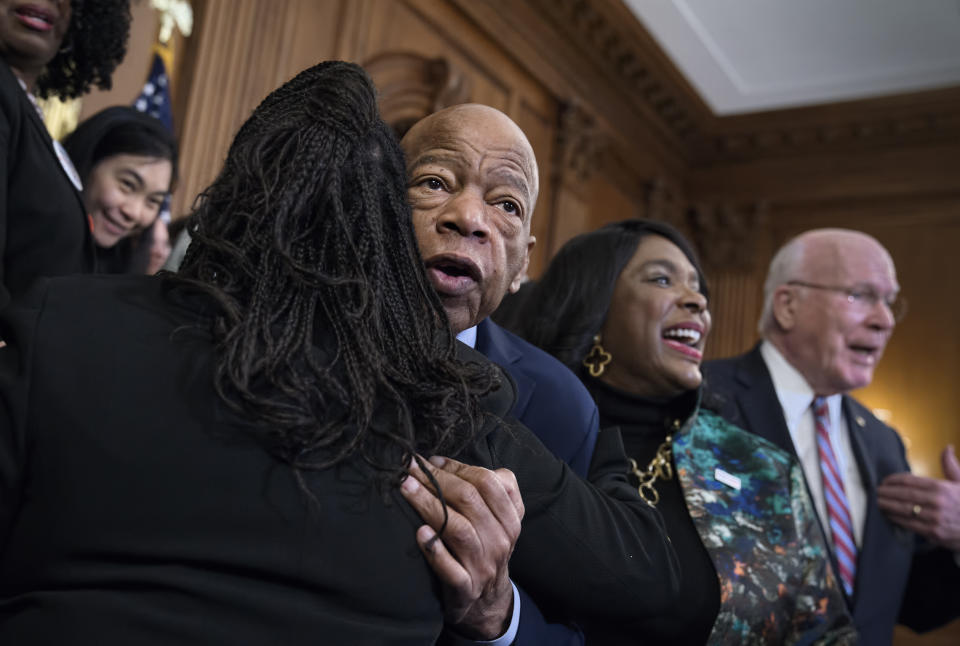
[{"x1": 662, "y1": 323, "x2": 705, "y2": 360}]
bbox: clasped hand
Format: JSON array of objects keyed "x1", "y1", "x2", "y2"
[{"x1": 400, "y1": 455, "x2": 524, "y2": 640}]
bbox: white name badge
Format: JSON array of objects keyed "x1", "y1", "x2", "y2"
[{"x1": 715, "y1": 468, "x2": 741, "y2": 491}]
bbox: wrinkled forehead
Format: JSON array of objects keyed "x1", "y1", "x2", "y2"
[
  {"x1": 403, "y1": 107, "x2": 538, "y2": 197},
  {"x1": 810, "y1": 236, "x2": 899, "y2": 291}
]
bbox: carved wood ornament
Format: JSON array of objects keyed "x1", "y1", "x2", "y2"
[
  {"x1": 553, "y1": 100, "x2": 606, "y2": 184},
  {"x1": 364, "y1": 52, "x2": 472, "y2": 138},
  {"x1": 688, "y1": 201, "x2": 768, "y2": 272}
]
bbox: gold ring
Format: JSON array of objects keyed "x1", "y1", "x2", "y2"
[{"x1": 912, "y1": 504, "x2": 922, "y2": 517}]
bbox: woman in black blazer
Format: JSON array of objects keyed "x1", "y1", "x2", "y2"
[{"x1": 0, "y1": 0, "x2": 131, "y2": 307}]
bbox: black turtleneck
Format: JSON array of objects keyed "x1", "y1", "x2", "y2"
[{"x1": 584, "y1": 378, "x2": 720, "y2": 645}]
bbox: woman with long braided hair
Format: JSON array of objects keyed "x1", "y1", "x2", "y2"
[
  {"x1": 174, "y1": 60, "x2": 500, "y2": 493},
  {"x1": 0, "y1": 61, "x2": 508, "y2": 644}
]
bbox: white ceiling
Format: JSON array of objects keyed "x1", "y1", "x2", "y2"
[{"x1": 624, "y1": 0, "x2": 960, "y2": 115}]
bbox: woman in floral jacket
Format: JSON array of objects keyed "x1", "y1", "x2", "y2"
[{"x1": 511, "y1": 218, "x2": 856, "y2": 645}]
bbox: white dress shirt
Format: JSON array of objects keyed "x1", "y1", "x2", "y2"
[
  {"x1": 456, "y1": 325, "x2": 478, "y2": 349},
  {"x1": 760, "y1": 341, "x2": 867, "y2": 547}
]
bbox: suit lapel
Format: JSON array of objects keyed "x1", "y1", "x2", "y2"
[
  {"x1": 475, "y1": 319, "x2": 535, "y2": 418},
  {"x1": 736, "y1": 347, "x2": 855, "y2": 608},
  {"x1": 10, "y1": 65, "x2": 87, "y2": 215},
  {"x1": 842, "y1": 397, "x2": 878, "y2": 491},
  {"x1": 732, "y1": 347, "x2": 797, "y2": 459},
  {"x1": 841, "y1": 396, "x2": 879, "y2": 610}
]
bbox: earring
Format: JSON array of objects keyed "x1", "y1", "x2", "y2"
[{"x1": 582, "y1": 334, "x2": 612, "y2": 378}]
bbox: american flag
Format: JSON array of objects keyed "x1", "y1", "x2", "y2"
[
  {"x1": 134, "y1": 51, "x2": 173, "y2": 131},
  {"x1": 133, "y1": 50, "x2": 174, "y2": 221}
]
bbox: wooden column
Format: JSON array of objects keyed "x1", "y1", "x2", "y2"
[
  {"x1": 546, "y1": 101, "x2": 605, "y2": 258},
  {"x1": 170, "y1": 0, "x2": 349, "y2": 217}
]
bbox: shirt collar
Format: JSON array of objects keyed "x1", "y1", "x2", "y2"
[
  {"x1": 456, "y1": 325, "x2": 477, "y2": 349},
  {"x1": 761, "y1": 340, "x2": 842, "y2": 432},
  {"x1": 16, "y1": 77, "x2": 44, "y2": 121}
]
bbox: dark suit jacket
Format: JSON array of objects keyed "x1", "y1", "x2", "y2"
[
  {"x1": 704, "y1": 344, "x2": 960, "y2": 644},
  {"x1": 0, "y1": 61, "x2": 92, "y2": 310},
  {"x1": 476, "y1": 318, "x2": 599, "y2": 644},
  {"x1": 0, "y1": 275, "x2": 677, "y2": 644},
  {"x1": 476, "y1": 319, "x2": 599, "y2": 479}
]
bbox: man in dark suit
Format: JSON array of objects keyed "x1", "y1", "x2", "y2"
[
  {"x1": 704, "y1": 228, "x2": 960, "y2": 644},
  {"x1": 401, "y1": 104, "x2": 599, "y2": 644}
]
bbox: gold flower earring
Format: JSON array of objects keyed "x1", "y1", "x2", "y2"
[{"x1": 582, "y1": 334, "x2": 612, "y2": 378}]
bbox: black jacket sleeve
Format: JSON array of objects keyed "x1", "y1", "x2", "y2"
[{"x1": 453, "y1": 351, "x2": 680, "y2": 626}]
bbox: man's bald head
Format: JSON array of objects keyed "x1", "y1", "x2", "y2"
[
  {"x1": 761, "y1": 228, "x2": 899, "y2": 394},
  {"x1": 402, "y1": 104, "x2": 539, "y2": 210},
  {"x1": 401, "y1": 104, "x2": 539, "y2": 333}
]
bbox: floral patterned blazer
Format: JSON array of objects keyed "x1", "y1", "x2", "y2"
[{"x1": 673, "y1": 409, "x2": 858, "y2": 645}]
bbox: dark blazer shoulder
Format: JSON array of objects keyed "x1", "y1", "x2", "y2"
[
  {"x1": 0, "y1": 62, "x2": 91, "y2": 306},
  {"x1": 843, "y1": 395, "x2": 899, "y2": 444},
  {"x1": 475, "y1": 318, "x2": 599, "y2": 475},
  {"x1": 702, "y1": 344, "x2": 796, "y2": 455},
  {"x1": 703, "y1": 343, "x2": 767, "y2": 385},
  {"x1": 476, "y1": 319, "x2": 576, "y2": 385}
]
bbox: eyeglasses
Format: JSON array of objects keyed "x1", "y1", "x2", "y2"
[{"x1": 786, "y1": 280, "x2": 907, "y2": 322}]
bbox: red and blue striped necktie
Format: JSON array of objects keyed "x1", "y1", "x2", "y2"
[{"x1": 813, "y1": 396, "x2": 857, "y2": 597}]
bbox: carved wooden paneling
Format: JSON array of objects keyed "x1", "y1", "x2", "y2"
[
  {"x1": 449, "y1": 0, "x2": 689, "y2": 182},
  {"x1": 361, "y1": 0, "x2": 512, "y2": 110},
  {"x1": 527, "y1": 0, "x2": 707, "y2": 146},
  {"x1": 688, "y1": 201, "x2": 768, "y2": 273},
  {"x1": 512, "y1": 96, "x2": 559, "y2": 277},
  {"x1": 688, "y1": 142, "x2": 960, "y2": 206},
  {"x1": 366, "y1": 52, "x2": 472, "y2": 137},
  {"x1": 696, "y1": 85, "x2": 960, "y2": 164},
  {"x1": 545, "y1": 101, "x2": 604, "y2": 258},
  {"x1": 171, "y1": 0, "x2": 348, "y2": 217},
  {"x1": 701, "y1": 270, "x2": 763, "y2": 363}
]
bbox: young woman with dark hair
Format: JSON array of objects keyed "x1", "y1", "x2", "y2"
[
  {"x1": 63, "y1": 106, "x2": 178, "y2": 274},
  {"x1": 0, "y1": 0, "x2": 132, "y2": 306},
  {"x1": 513, "y1": 218, "x2": 857, "y2": 645}
]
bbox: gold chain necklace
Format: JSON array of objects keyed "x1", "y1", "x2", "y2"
[{"x1": 628, "y1": 419, "x2": 680, "y2": 506}]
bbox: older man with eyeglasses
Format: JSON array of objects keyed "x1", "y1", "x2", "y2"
[{"x1": 704, "y1": 228, "x2": 960, "y2": 644}]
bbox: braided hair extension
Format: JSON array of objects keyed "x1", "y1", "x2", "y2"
[
  {"x1": 36, "y1": 0, "x2": 132, "y2": 100},
  {"x1": 172, "y1": 61, "x2": 500, "y2": 496}
]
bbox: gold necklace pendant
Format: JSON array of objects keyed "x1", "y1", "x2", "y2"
[{"x1": 629, "y1": 433, "x2": 674, "y2": 507}]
